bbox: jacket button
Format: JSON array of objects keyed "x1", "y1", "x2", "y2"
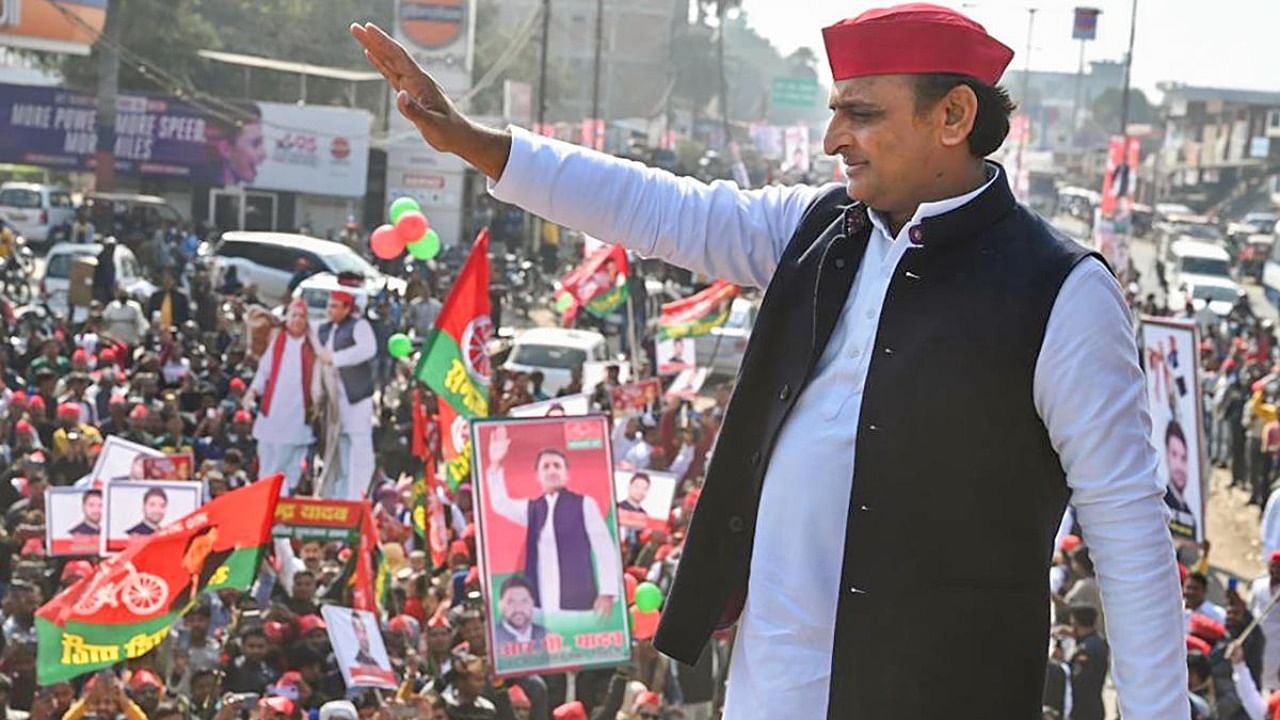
[
  {"x1": 834, "y1": 257, "x2": 847, "y2": 270},
  {"x1": 883, "y1": 347, "x2": 894, "y2": 356},
  {"x1": 909, "y1": 226, "x2": 925, "y2": 244},
  {"x1": 728, "y1": 516, "x2": 745, "y2": 533},
  {"x1": 778, "y1": 384, "x2": 791, "y2": 401},
  {"x1": 867, "y1": 423, "x2": 878, "y2": 432},
  {"x1": 750, "y1": 451, "x2": 762, "y2": 466}
]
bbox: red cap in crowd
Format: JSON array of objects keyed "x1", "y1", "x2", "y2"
[
  {"x1": 28, "y1": 395, "x2": 45, "y2": 411},
  {"x1": 465, "y1": 566, "x2": 480, "y2": 586},
  {"x1": 822, "y1": 4, "x2": 1014, "y2": 86},
  {"x1": 1189, "y1": 614, "x2": 1226, "y2": 643},
  {"x1": 552, "y1": 702, "x2": 587, "y2": 720},
  {"x1": 58, "y1": 402, "x2": 81, "y2": 421},
  {"x1": 1186, "y1": 634, "x2": 1212, "y2": 655},
  {"x1": 61, "y1": 560, "x2": 95, "y2": 583},
  {"x1": 260, "y1": 697, "x2": 295, "y2": 717},
  {"x1": 276, "y1": 671, "x2": 304, "y2": 689},
  {"x1": 100, "y1": 347, "x2": 117, "y2": 364},
  {"x1": 230, "y1": 377, "x2": 247, "y2": 393},
  {"x1": 20, "y1": 538, "x2": 44, "y2": 557},
  {"x1": 9, "y1": 390, "x2": 26, "y2": 407},
  {"x1": 128, "y1": 669, "x2": 163, "y2": 690},
  {"x1": 264, "y1": 621, "x2": 290, "y2": 643},
  {"x1": 626, "y1": 567, "x2": 649, "y2": 582},
  {"x1": 507, "y1": 686, "x2": 530, "y2": 709},
  {"x1": 1269, "y1": 550, "x2": 1280, "y2": 567},
  {"x1": 449, "y1": 540, "x2": 470, "y2": 561},
  {"x1": 72, "y1": 348, "x2": 88, "y2": 365},
  {"x1": 233, "y1": 409, "x2": 252, "y2": 424},
  {"x1": 427, "y1": 610, "x2": 453, "y2": 630},
  {"x1": 634, "y1": 691, "x2": 661, "y2": 709},
  {"x1": 15, "y1": 420, "x2": 33, "y2": 435},
  {"x1": 1059, "y1": 535, "x2": 1082, "y2": 553},
  {"x1": 331, "y1": 290, "x2": 355, "y2": 307},
  {"x1": 129, "y1": 405, "x2": 148, "y2": 420},
  {"x1": 298, "y1": 615, "x2": 327, "y2": 635}
]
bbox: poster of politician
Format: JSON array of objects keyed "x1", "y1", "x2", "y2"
[
  {"x1": 509, "y1": 393, "x2": 592, "y2": 419},
  {"x1": 613, "y1": 470, "x2": 677, "y2": 531},
  {"x1": 656, "y1": 338, "x2": 696, "y2": 376},
  {"x1": 1140, "y1": 318, "x2": 1205, "y2": 543},
  {"x1": 101, "y1": 481, "x2": 203, "y2": 554},
  {"x1": 322, "y1": 605, "x2": 398, "y2": 690},
  {"x1": 471, "y1": 416, "x2": 630, "y2": 678},
  {"x1": 46, "y1": 487, "x2": 104, "y2": 557}
]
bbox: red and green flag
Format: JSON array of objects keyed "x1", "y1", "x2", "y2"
[
  {"x1": 414, "y1": 228, "x2": 491, "y2": 491},
  {"x1": 554, "y1": 244, "x2": 630, "y2": 322},
  {"x1": 36, "y1": 475, "x2": 284, "y2": 685},
  {"x1": 658, "y1": 279, "x2": 739, "y2": 340}
]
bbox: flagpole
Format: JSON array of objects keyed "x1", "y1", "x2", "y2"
[{"x1": 625, "y1": 281, "x2": 641, "y2": 374}]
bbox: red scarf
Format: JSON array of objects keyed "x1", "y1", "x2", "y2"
[{"x1": 261, "y1": 329, "x2": 314, "y2": 417}]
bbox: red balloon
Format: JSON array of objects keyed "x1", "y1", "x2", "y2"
[
  {"x1": 631, "y1": 607, "x2": 661, "y2": 640},
  {"x1": 624, "y1": 573, "x2": 638, "y2": 605},
  {"x1": 395, "y1": 211, "x2": 429, "y2": 243},
  {"x1": 370, "y1": 224, "x2": 404, "y2": 260}
]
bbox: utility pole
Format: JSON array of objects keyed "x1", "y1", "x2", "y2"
[
  {"x1": 1118, "y1": 0, "x2": 1138, "y2": 136},
  {"x1": 93, "y1": 0, "x2": 124, "y2": 192},
  {"x1": 716, "y1": 0, "x2": 730, "y2": 148},
  {"x1": 1070, "y1": 37, "x2": 1086, "y2": 148},
  {"x1": 536, "y1": 0, "x2": 551, "y2": 128},
  {"x1": 1013, "y1": 7, "x2": 1037, "y2": 192},
  {"x1": 590, "y1": 0, "x2": 604, "y2": 149}
]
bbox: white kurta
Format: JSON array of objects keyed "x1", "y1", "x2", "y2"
[
  {"x1": 1249, "y1": 575, "x2": 1280, "y2": 693},
  {"x1": 251, "y1": 333, "x2": 315, "y2": 446},
  {"x1": 489, "y1": 126, "x2": 1186, "y2": 719},
  {"x1": 487, "y1": 469, "x2": 621, "y2": 612},
  {"x1": 320, "y1": 318, "x2": 377, "y2": 430}
]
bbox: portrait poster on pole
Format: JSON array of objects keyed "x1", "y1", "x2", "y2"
[
  {"x1": 101, "y1": 481, "x2": 203, "y2": 554},
  {"x1": 470, "y1": 415, "x2": 630, "y2": 678},
  {"x1": 322, "y1": 605, "x2": 398, "y2": 690},
  {"x1": 1139, "y1": 318, "x2": 1205, "y2": 543},
  {"x1": 613, "y1": 470, "x2": 677, "y2": 531},
  {"x1": 46, "y1": 487, "x2": 104, "y2": 557}
]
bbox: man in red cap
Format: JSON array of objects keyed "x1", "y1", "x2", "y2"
[
  {"x1": 315, "y1": 288, "x2": 376, "y2": 500},
  {"x1": 353, "y1": 3, "x2": 1185, "y2": 716},
  {"x1": 248, "y1": 297, "x2": 318, "y2": 495}
]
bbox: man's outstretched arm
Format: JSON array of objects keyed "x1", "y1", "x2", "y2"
[
  {"x1": 351, "y1": 22, "x2": 826, "y2": 289},
  {"x1": 1034, "y1": 259, "x2": 1188, "y2": 719}
]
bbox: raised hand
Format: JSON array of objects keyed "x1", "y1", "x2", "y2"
[{"x1": 489, "y1": 424, "x2": 511, "y2": 467}]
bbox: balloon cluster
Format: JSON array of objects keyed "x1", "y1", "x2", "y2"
[
  {"x1": 625, "y1": 576, "x2": 665, "y2": 641},
  {"x1": 370, "y1": 196, "x2": 442, "y2": 262}
]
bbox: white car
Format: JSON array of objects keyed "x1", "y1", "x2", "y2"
[
  {"x1": 41, "y1": 243, "x2": 154, "y2": 322},
  {"x1": 292, "y1": 272, "x2": 372, "y2": 323},
  {"x1": 694, "y1": 297, "x2": 757, "y2": 377},
  {"x1": 0, "y1": 182, "x2": 75, "y2": 245},
  {"x1": 1168, "y1": 277, "x2": 1245, "y2": 318},
  {"x1": 208, "y1": 231, "x2": 406, "y2": 305},
  {"x1": 503, "y1": 327, "x2": 609, "y2": 395}
]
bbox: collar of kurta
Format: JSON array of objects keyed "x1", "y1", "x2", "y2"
[{"x1": 839, "y1": 161, "x2": 1017, "y2": 248}]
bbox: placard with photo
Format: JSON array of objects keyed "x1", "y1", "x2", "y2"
[
  {"x1": 101, "y1": 480, "x2": 203, "y2": 554},
  {"x1": 613, "y1": 470, "x2": 677, "y2": 531},
  {"x1": 322, "y1": 605, "x2": 398, "y2": 690},
  {"x1": 1140, "y1": 318, "x2": 1206, "y2": 544},
  {"x1": 656, "y1": 337, "x2": 696, "y2": 376},
  {"x1": 509, "y1": 393, "x2": 592, "y2": 419},
  {"x1": 45, "y1": 487, "x2": 104, "y2": 556}
]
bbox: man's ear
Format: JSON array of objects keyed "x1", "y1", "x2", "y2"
[{"x1": 938, "y1": 84, "x2": 979, "y2": 150}]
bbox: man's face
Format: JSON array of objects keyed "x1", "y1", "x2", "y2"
[
  {"x1": 461, "y1": 618, "x2": 485, "y2": 652},
  {"x1": 51, "y1": 683, "x2": 74, "y2": 712},
  {"x1": 191, "y1": 674, "x2": 215, "y2": 701},
  {"x1": 459, "y1": 667, "x2": 486, "y2": 697},
  {"x1": 143, "y1": 495, "x2": 167, "y2": 525},
  {"x1": 286, "y1": 302, "x2": 308, "y2": 337},
  {"x1": 187, "y1": 612, "x2": 210, "y2": 638},
  {"x1": 228, "y1": 123, "x2": 266, "y2": 183},
  {"x1": 242, "y1": 635, "x2": 267, "y2": 662},
  {"x1": 823, "y1": 75, "x2": 948, "y2": 215},
  {"x1": 628, "y1": 477, "x2": 650, "y2": 504},
  {"x1": 427, "y1": 626, "x2": 452, "y2": 653},
  {"x1": 326, "y1": 297, "x2": 351, "y2": 324},
  {"x1": 500, "y1": 587, "x2": 535, "y2": 631},
  {"x1": 353, "y1": 616, "x2": 371, "y2": 653},
  {"x1": 300, "y1": 542, "x2": 323, "y2": 572},
  {"x1": 1167, "y1": 435, "x2": 1189, "y2": 493},
  {"x1": 83, "y1": 494, "x2": 103, "y2": 524},
  {"x1": 536, "y1": 452, "x2": 568, "y2": 494},
  {"x1": 1183, "y1": 577, "x2": 1206, "y2": 608},
  {"x1": 294, "y1": 573, "x2": 315, "y2": 601}
]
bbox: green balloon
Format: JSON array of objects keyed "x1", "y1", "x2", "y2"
[
  {"x1": 407, "y1": 229, "x2": 441, "y2": 260},
  {"x1": 387, "y1": 333, "x2": 413, "y2": 359},
  {"x1": 554, "y1": 293, "x2": 574, "y2": 313},
  {"x1": 633, "y1": 582, "x2": 663, "y2": 612},
  {"x1": 389, "y1": 197, "x2": 421, "y2": 224}
]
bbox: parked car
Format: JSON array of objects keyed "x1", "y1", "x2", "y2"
[
  {"x1": 1161, "y1": 238, "x2": 1233, "y2": 293},
  {"x1": 81, "y1": 192, "x2": 185, "y2": 246},
  {"x1": 291, "y1": 272, "x2": 372, "y2": 323},
  {"x1": 41, "y1": 242, "x2": 154, "y2": 322},
  {"x1": 207, "y1": 231, "x2": 406, "y2": 305},
  {"x1": 503, "y1": 327, "x2": 609, "y2": 395},
  {"x1": 1166, "y1": 276, "x2": 1245, "y2": 318},
  {"x1": 694, "y1": 297, "x2": 758, "y2": 377},
  {"x1": 0, "y1": 182, "x2": 75, "y2": 245}
]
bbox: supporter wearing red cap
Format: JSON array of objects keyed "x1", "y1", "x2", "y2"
[
  {"x1": 362, "y1": 4, "x2": 1187, "y2": 714},
  {"x1": 632, "y1": 691, "x2": 662, "y2": 720},
  {"x1": 314, "y1": 284, "x2": 377, "y2": 501},
  {"x1": 551, "y1": 701, "x2": 586, "y2": 720},
  {"x1": 1250, "y1": 552, "x2": 1280, "y2": 692},
  {"x1": 50, "y1": 397, "x2": 102, "y2": 483}
]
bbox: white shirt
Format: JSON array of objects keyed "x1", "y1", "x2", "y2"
[
  {"x1": 623, "y1": 439, "x2": 654, "y2": 469},
  {"x1": 251, "y1": 331, "x2": 316, "y2": 446},
  {"x1": 486, "y1": 468, "x2": 621, "y2": 613},
  {"x1": 1249, "y1": 575, "x2": 1280, "y2": 693},
  {"x1": 1262, "y1": 487, "x2": 1280, "y2": 559},
  {"x1": 1184, "y1": 601, "x2": 1227, "y2": 627},
  {"x1": 102, "y1": 299, "x2": 149, "y2": 345},
  {"x1": 489, "y1": 126, "x2": 1187, "y2": 719}
]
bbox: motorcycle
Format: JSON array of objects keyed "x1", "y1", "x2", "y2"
[{"x1": 0, "y1": 226, "x2": 34, "y2": 304}]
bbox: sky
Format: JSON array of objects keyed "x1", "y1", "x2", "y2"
[{"x1": 737, "y1": 0, "x2": 1278, "y2": 100}]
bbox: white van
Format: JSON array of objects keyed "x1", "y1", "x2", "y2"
[
  {"x1": 41, "y1": 243, "x2": 154, "y2": 322},
  {"x1": 0, "y1": 182, "x2": 75, "y2": 245},
  {"x1": 1162, "y1": 238, "x2": 1233, "y2": 292},
  {"x1": 503, "y1": 327, "x2": 609, "y2": 395}
]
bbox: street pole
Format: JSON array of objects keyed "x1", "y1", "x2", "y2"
[
  {"x1": 536, "y1": 0, "x2": 551, "y2": 128},
  {"x1": 93, "y1": 0, "x2": 124, "y2": 193},
  {"x1": 1071, "y1": 38, "x2": 1086, "y2": 149},
  {"x1": 716, "y1": 0, "x2": 731, "y2": 148},
  {"x1": 591, "y1": 0, "x2": 604, "y2": 149},
  {"x1": 1013, "y1": 7, "x2": 1037, "y2": 193},
  {"x1": 1118, "y1": 0, "x2": 1139, "y2": 136}
]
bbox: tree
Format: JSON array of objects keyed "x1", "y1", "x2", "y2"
[
  {"x1": 59, "y1": 0, "x2": 218, "y2": 94},
  {"x1": 468, "y1": 0, "x2": 569, "y2": 118},
  {"x1": 1090, "y1": 87, "x2": 1155, "y2": 132}
]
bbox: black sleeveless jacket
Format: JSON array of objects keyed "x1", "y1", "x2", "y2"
[{"x1": 653, "y1": 172, "x2": 1102, "y2": 718}]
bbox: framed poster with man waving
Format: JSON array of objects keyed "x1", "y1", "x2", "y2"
[
  {"x1": 470, "y1": 415, "x2": 630, "y2": 678},
  {"x1": 1139, "y1": 317, "x2": 1205, "y2": 544}
]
